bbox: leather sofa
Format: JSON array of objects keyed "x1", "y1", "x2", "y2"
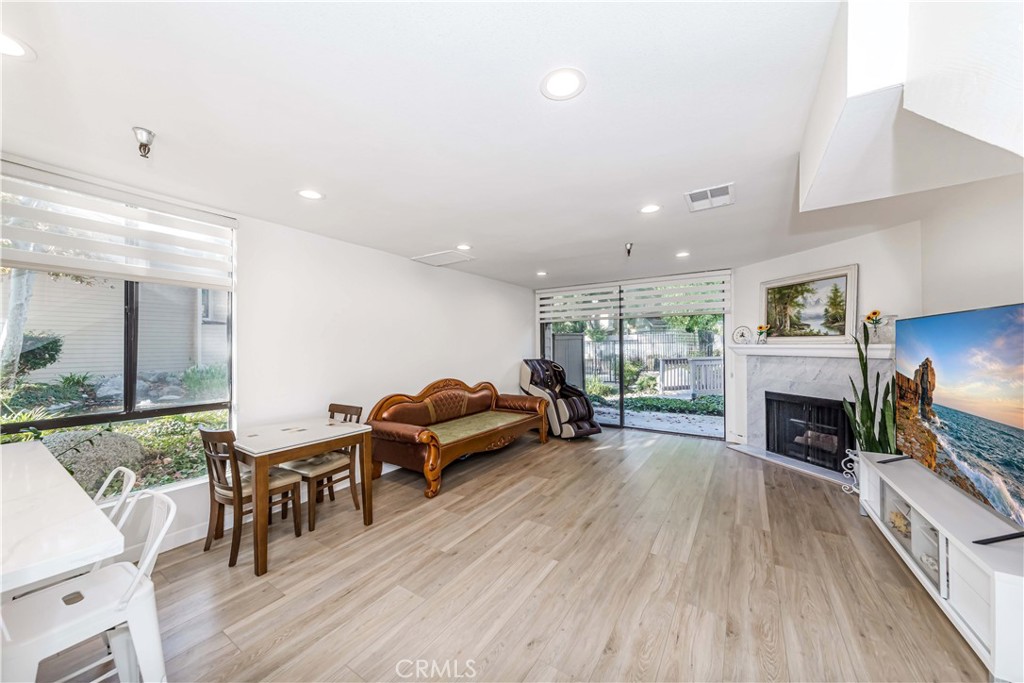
[
  {"x1": 367, "y1": 378, "x2": 548, "y2": 498},
  {"x1": 520, "y1": 359, "x2": 602, "y2": 439}
]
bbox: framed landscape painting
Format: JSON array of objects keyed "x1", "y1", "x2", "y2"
[{"x1": 760, "y1": 264, "x2": 858, "y2": 342}]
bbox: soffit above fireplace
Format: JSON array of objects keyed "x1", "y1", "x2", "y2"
[{"x1": 728, "y1": 342, "x2": 893, "y2": 359}]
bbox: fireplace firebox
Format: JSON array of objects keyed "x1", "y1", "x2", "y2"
[{"x1": 765, "y1": 391, "x2": 854, "y2": 472}]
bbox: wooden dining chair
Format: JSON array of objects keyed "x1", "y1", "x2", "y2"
[
  {"x1": 199, "y1": 428, "x2": 302, "y2": 567},
  {"x1": 279, "y1": 403, "x2": 362, "y2": 531}
]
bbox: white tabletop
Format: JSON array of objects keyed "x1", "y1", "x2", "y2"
[
  {"x1": 1, "y1": 441, "x2": 124, "y2": 594},
  {"x1": 233, "y1": 417, "x2": 371, "y2": 456}
]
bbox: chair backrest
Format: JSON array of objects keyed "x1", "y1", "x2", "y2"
[
  {"x1": 199, "y1": 428, "x2": 243, "y2": 504},
  {"x1": 328, "y1": 403, "x2": 362, "y2": 423},
  {"x1": 94, "y1": 466, "x2": 137, "y2": 530},
  {"x1": 118, "y1": 490, "x2": 176, "y2": 607}
]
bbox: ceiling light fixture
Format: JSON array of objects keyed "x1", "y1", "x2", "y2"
[
  {"x1": 540, "y1": 68, "x2": 586, "y2": 101},
  {"x1": 675, "y1": 251, "x2": 690, "y2": 258},
  {"x1": 639, "y1": 204, "x2": 661, "y2": 214},
  {"x1": 456, "y1": 244, "x2": 471, "y2": 251},
  {"x1": 536, "y1": 271, "x2": 547, "y2": 277},
  {"x1": 297, "y1": 189, "x2": 324, "y2": 200},
  {"x1": 132, "y1": 127, "x2": 155, "y2": 158},
  {"x1": 0, "y1": 33, "x2": 34, "y2": 59}
]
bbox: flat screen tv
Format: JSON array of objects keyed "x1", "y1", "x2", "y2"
[{"x1": 895, "y1": 303, "x2": 1024, "y2": 529}]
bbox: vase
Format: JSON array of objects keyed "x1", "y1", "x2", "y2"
[{"x1": 876, "y1": 315, "x2": 897, "y2": 343}]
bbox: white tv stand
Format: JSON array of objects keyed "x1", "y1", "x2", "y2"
[{"x1": 859, "y1": 452, "x2": 1024, "y2": 682}]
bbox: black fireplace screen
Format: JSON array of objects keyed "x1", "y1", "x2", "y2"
[{"x1": 765, "y1": 391, "x2": 854, "y2": 472}]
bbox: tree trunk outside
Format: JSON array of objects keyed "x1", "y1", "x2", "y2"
[{"x1": 1, "y1": 268, "x2": 36, "y2": 388}]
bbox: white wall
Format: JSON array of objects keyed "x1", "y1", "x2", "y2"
[
  {"x1": 726, "y1": 220, "x2": 924, "y2": 442},
  {"x1": 919, "y1": 174, "x2": 1024, "y2": 315},
  {"x1": 233, "y1": 216, "x2": 534, "y2": 425},
  {"x1": 905, "y1": 2, "x2": 1024, "y2": 156}
]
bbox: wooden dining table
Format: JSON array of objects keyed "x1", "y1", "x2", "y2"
[
  {"x1": 1, "y1": 441, "x2": 124, "y2": 595},
  {"x1": 232, "y1": 417, "x2": 373, "y2": 576}
]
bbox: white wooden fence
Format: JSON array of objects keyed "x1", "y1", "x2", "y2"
[{"x1": 658, "y1": 357, "x2": 724, "y2": 396}]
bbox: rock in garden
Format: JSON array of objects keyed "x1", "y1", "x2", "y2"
[
  {"x1": 94, "y1": 375, "x2": 123, "y2": 399},
  {"x1": 42, "y1": 431, "x2": 144, "y2": 496}
]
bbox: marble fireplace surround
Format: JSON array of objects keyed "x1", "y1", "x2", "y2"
[{"x1": 734, "y1": 344, "x2": 894, "y2": 452}]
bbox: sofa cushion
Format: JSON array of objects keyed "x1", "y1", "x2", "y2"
[{"x1": 429, "y1": 411, "x2": 530, "y2": 444}]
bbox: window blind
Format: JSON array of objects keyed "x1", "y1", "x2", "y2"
[
  {"x1": 1, "y1": 162, "x2": 235, "y2": 290},
  {"x1": 537, "y1": 270, "x2": 731, "y2": 323},
  {"x1": 620, "y1": 271, "x2": 731, "y2": 318},
  {"x1": 536, "y1": 284, "x2": 621, "y2": 324}
]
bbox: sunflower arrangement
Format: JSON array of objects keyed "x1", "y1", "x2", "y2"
[
  {"x1": 756, "y1": 323, "x2": 770, "y2": 343},
  {"x1": 864, "y1": 309, "x2": 883, "y2": 330}
]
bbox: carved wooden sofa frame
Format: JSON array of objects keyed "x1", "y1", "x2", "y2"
[{"x1": 367, "y1": 378, "x2": 548, "y2": 498}]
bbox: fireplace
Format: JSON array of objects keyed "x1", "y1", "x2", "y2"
[{"x1": 765, "y1": 391, "x2": 854, "y2": 472}]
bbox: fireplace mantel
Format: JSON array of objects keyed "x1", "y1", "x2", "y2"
[{"x1": 728, "y1": 342, "x2": 893, "y2": 359}]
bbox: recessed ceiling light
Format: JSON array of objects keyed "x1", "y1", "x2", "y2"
[
  {"x1": 639, "y1": 204, "x2": 661, "y2": 214},
  {"x1": 456, "y1": 244, "x2": 471, "y2": 251},
  {"x1": 540, "y1": 68, "x2": 586, "y2": 101},
  {"x1": 297, "y1": 189, "x2": 324, "y2": 200},
  {"x1": 1, "y1": 33, "x2": 34, "y2": 60},
  {"x1": 537, "y1": 271, "x2": 548, "y2": 277},
  {"x1": 675, "y1": 251, "x2": 690, "y2": 258}
]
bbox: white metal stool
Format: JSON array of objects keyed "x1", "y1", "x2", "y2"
[{"x1": 1, "y1": 490, "x2": 175, "y2": 683}]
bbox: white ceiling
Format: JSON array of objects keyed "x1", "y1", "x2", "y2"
[{"x1": 0, "y1": 1, "x2": 982, "y2": 289}]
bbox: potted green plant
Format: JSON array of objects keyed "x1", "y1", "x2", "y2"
[{"x1": 843, "y1": 321, "x2": 898, "y2": 454}]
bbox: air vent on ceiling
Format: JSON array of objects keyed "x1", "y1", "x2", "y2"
[
  {"x1": 411, "y1": 250, "x2": 476, "y2": 267},
  {"x1": 685, "y1": 182, "x2": 735, "y2": 212}
]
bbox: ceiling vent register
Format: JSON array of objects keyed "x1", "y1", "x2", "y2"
[
  {"x1": 411, "y1": 250, "x2": 476, "y2": 267},
  {"x1": 685, "y1": 183, "x2": 735, "y2": 212}
]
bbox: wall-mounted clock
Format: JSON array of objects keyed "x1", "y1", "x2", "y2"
[{"x1": 732, "y1": 325, "x2": 753, "y2": 344}]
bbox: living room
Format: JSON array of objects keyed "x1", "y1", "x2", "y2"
[{"x1": 1, "y1": 2, "x2": 1022, "y2": 683}]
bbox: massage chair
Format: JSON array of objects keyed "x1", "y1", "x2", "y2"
[{"x1": 520, "y1": 358, "x2": 602, "y2": 439}]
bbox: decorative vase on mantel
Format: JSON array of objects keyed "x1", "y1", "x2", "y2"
[
  {"x1": 874, "y1": 314, "x2": 897, "y2": 343},
  {"x1": 861, "y1": 311, "x2": 897, "y2": 344}
]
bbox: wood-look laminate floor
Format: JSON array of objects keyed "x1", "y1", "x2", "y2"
[{"x1": 45, "y1": 430, "x2": 988, "y2": 682}]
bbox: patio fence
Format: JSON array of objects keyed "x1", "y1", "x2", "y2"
[
  {"x1": 659, "y1": 357, "x2": 725, "y2": 396},
  {"x1": 584, "y1": 331, "x2": 714, "y2": 381}
]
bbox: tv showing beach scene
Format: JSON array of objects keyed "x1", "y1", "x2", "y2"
[{"x1": 895, "y1": 304, "x2": 1024, "y2": 528}]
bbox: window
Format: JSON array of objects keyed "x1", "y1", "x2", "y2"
[
  {"x1": 1, "y1": 161, "x2": 235, "y2": 494},
  {"x1": 538, "y1": 272, "x2": 729, "y2": 438},
  {"x1": 1, "y1": 272, "x2": 125, "y2": 420},
  {"x1": 138, "y1": 282, "x2": 230, "y2": 409}
]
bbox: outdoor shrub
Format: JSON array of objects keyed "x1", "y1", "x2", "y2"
[
  {"x1": 585, "y1": 376, "x2": 615, "y2": 398},
  {"x1": 622, "y1": 394, "x2": 724, "y2": 416},
  {"x1": 17, "y1": 332, "x2": 64, "y2": 376},
  {"x1": 622, "y1": 358, "x2": 645, "y2": 391},
  {"x1": 110, "y1": 410, "x2": 228, "y2": 488},
  {"x1": 1, "y1": 382, "x2": 82, "y2": 414},
  {"x1": 59, "y1": 372, "x2": 94, "y2": 389},
  {"x1": 633, "y1": 374, "x2": 658, "y2": 395},
  {"x1": 0, "y1": 404, "x2": 51, "y2": 439},
  {"x1": 182, "y1": 364, "x2": 228, "y2": 400}
]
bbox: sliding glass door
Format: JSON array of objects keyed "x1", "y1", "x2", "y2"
[
  {"x1": 537, "y1": 273, "x2": 729, "y2": 438},
  {"x1": 544, "y1": 320, "x2": 621, "y2": 427},
  {"x1": 620, "y1": 315, "x2": 724, "y2": 437}
]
